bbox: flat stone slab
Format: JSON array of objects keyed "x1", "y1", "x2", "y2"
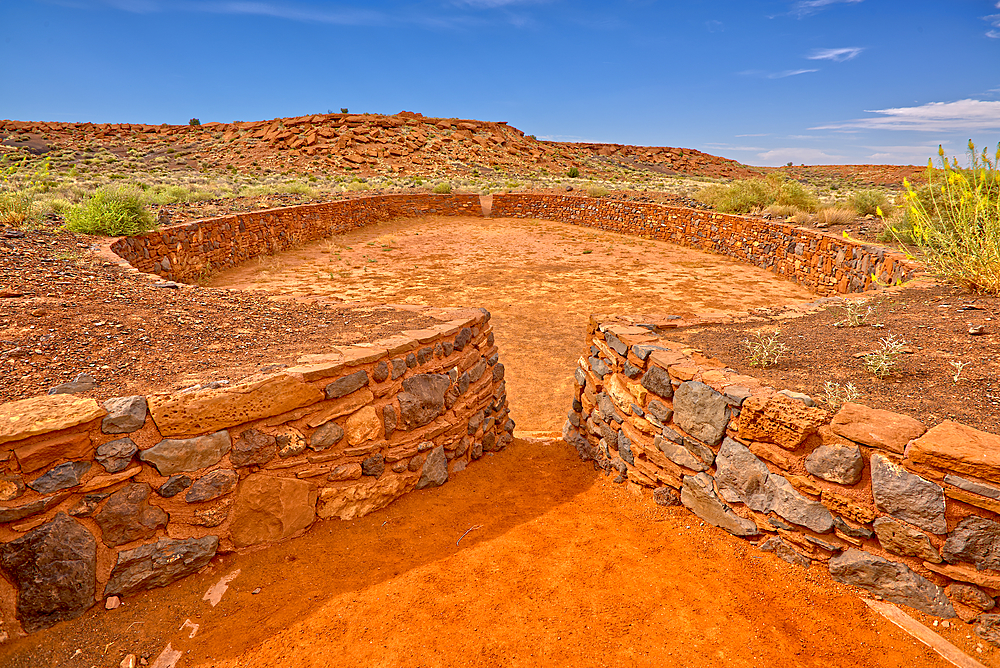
[
  {"x1": 831, "y1": 403, "x2": 926, "y2": 454},
  {"x1": 148, "y1": 374, "x2": 323, "y2": 437},
  {"x1": 139, "y1": 431, "x2": 232, "y2": 476},
  {"x1": 906, "y1": 420, "x2": 1000, "y2": 486},
  {"x1": 0, "y1": 394, "x2": 105, "y2": 446}
]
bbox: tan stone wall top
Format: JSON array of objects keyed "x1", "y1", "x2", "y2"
[{"x1": 0, "y1": 395, "x2": 106, "y2": 446}]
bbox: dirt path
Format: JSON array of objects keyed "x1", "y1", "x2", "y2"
[
  {"x1": 207, "y1": 215, "x2": 816, "y2": 432},
  {"x1": 0, "y1": 440, "x2": 977, "y2": 667}
]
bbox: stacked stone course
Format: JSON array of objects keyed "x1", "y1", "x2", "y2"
[
  {"x1": 565, "y1": 314, "x2": 1000, "y2": 643},
  {"x1": 0, "y1": 307, "x2": 513, "y2": 638},
  {"x1": 491, "y1": 194, "x2": 916, "y2": 295}
]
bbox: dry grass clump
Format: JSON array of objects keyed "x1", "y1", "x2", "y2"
[
  {"x1": 586, "y1": 184, "x2": 610, "y2": 198},
  {"x1": 764, "y1": 204, "x2": 799, "y2": 218},
  {"x1": 815, "y1": 207, "x2": 855, "y2": 226}
]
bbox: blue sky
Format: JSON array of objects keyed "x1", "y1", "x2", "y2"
[{"x1": 2, "y1": 0, "x2": 999, "y2": 166}]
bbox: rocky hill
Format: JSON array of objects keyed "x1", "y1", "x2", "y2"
[{"x1": 0, "y1": 111, "x2": 757, "y2": 181}]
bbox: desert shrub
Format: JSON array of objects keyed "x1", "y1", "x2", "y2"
[
  {"x1": 849, "y1": 189, "x2": 890, "y2": 216},
  {"x1": 567, "y1": 167, "x2": 580, "y2": 178},
  {"x1": 815, "y1": 206, "x2": 855, "y2": 226},
  {"x1": 893, "y1": 141, "x2": 1000, "y2": 293},
  {"x1": 586, "y1": 184, "x2": 610, "y2": 198},
  {"x1": 432, "y1": 182, "x2": 452, "y2": 194},
  {"x1": 0, "y1": 156, "x2": 49, "y2": 225},
  {"x1": 789, "y1": 211, "x2": 812, "y2": 225},
  {"x1": 189, "y1": 118, "x2": 201, "y2": 126},
  {"x1": 695, "y1": 173, "x2": 818, "y2": 214},
  {"x1": 64, "y1": 184, "x2": 156, "y2": 236}
]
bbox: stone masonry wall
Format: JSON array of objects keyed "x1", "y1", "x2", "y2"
[
  {"x1": 564, "y1": 315, "x2": 1000, "y2": 643},
  {"x1": 109, "y1": 194, "x2": 484, "y2": 282},
  {"x1": 0, "y1": 307, "x2": 512, "y2": 639},
  {"x1": 108, "y1": 192, "x2": 913, "y2": 295},
  {"x1": 491, "y1": 194, "x2": 916, "y2": 295}
]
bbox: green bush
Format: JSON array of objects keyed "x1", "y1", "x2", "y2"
[
  {"x1": 65, "y1": 185, "x2": 156, "y2": 236},
  {"x1": 567, "y1": 167, "x2": 580, "y2": 178},
  {"x1": 432, "y1": 182, "x2": 452, "y2": 194},
  {"x1": 696, "y1": 174, "x2": 819, "y2": 214},
  {"x1": 894, "y1": 141, "x2": 1000, "y2": 293},
  {"x1": 189, "y1": 118, "x2": 201, "y2": 126},
  {"x1": 849, "y1": 189, "x2": 890, "y2": 216}
]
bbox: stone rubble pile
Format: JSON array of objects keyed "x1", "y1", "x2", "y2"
[
  {"x1": 565, "y1": 314, "x2": 1000, "y2": 645},
  {"x1": 0, "y1": 306, "x2": 511, "y2": 639}
]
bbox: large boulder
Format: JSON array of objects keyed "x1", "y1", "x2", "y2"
[
  {"x1": 229, "y1": 475, "x2": 317, "y2": 548},
  {"x1": 0, "y1": 513, "x2": 97, "y2": 632},
  {"x1": 829, "y1": 549, "x2": 955, "y2": 618},
  {"x1": 104, "y1": 536, "x2": 219, "y2": 599}
]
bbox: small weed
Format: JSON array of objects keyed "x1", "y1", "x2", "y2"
[
  {"x1": 834, "y1": 297, "x2": 881, "y2": 328},
  {"x1": 822, "y1": 381, "x2": 861, "y2": 409},
  {"x1": 949, "y1": 360, "x2": 968, "y2": 383},
  {"x1": 743, "y1": 330, "x2": 789, "y2": 368},
  {"x1": 864, "y1": 334, "x2": 907, "y2": 378}
]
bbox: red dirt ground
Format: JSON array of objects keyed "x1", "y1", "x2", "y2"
[{"x1": 2, "y1": 439, "x2": 991, "y2": 668}]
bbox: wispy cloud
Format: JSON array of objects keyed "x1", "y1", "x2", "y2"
[
  {"x1": 985, "y1": 11, "x2": 1000, "y2": 38},
  {"x1": 705, "y1": 19, "x2": 723, "y2": 33},
  {"x1": 735, "y1": 133, "x2": 769, "y2": 137},
  {"x1": 769, "y1": 68, "x2": 818, "y2": 79},
  {"x1": 455, "y1": 0, "x2": 547, "y2": 6},
  {"x1": 807, "y1": 47, "x2": 864, "y2": 62},
  {"x1": 814, "y1": 99, "x2": 1000, "y2": 132},
  {"x1": 790, "y1": 0, "x2": 863, "y2": 18}
]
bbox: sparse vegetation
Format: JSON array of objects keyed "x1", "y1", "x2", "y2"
[
  {"x1": 0, "y1": 156, "x2": 50, "y2": 226},
  {"x1": 822, "y1": 381, "x2": 861, "y2": 409},
  {"x1": 64, "y1": 184, "x2": 157, "y2": 236},
  {"x1": 743, "y1": 330, "x2": 789, "y2": 368},
  {"x1": 834, "y1": 297, "x2": 881, "y2": 327},
  {"x1": 586, "y1": 184, "x2": 609, "y2": 198},
  {"x1": 432, "y1": 182, "x2": 452, "y2": 194},
  {"x1": 863, "y1": 333, "x2": 906, "y2": 378},
  {"x1": 695, "y1": 173, "x2": 819, "y2": 214},
  {"x1": 567, "y1": 167, "x2": 579, "y2": 178}
]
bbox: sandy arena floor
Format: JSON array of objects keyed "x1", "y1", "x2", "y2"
[
  {"x1": 3, "y1": 216, "x2": 983, "y2": 667},
  {"x1": 207, "y1": 215, "x2": 816, "y2": 432}
]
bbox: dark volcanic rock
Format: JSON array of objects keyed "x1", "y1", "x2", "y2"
[
  {"x1": 398, "y1": 374, "x2": 450, "y2": 428},
  {"x1": 325, "y1": 369, "x2": 369, "y2": 399},
  {"x1": 157, "y1": 474, "x2": 192, "y2": 498},
  {"x1": 829, "y1": 548, "x2": 955, "y2": 617},
  {"x1": 28, "y1": 461, "x2": 91, "y2": 494},
  {"x1": 0, "y1": 513, "x2": 96, "y2": 632},
  {"x1": 104, "y1": 536, "x2": 219, "y2": 599},
  {"x1": 94, "y1": 483, "x2": 169, "y2": 547},
  {"x1": 416, "y1": 446, "x2": 448, "y2": 489},
  {"x1": 185, "y1": 469, "x2": 239, "y2": 503},
  {"x1": 230, "y1": 429, "x2": 278, "y2": 467},
  {"x1": 95, "y1": 437, "x2": 138, "y2": 474}
]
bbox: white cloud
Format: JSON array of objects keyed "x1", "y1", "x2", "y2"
[
  {"x1": 814, "y1": 99, "x2": 1000, "y2": 132},
  {"x1": 768, "y1": 68, "x2": 818, "y2": 79},
  {"x1": 806, "y1": 47, "x2": 864, "y2": 62},
  {"x1": 791, "y1": 0, "x2": 863, "y2": 18}
]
